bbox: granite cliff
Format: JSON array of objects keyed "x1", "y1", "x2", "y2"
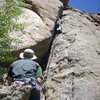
[
  {"x1": 43, "y1": 8, "x2": 100, "y2": 100},
  {"x1": 0, "y1": 0, "x2": 100, "y2": 100}
]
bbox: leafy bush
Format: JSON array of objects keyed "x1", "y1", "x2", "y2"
[{"x1": 0, "y1": 0, "x2": 30, "y2": 75}]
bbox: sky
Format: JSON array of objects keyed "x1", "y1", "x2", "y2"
[{"x1": 69, "y1": 0, "x2": 100, "y2": 13}]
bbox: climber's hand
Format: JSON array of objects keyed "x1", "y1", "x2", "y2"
[{"x1": 37, "y1": 77, "x2": 43, "y2": 86}]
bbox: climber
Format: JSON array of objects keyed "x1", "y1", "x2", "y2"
[
  {"x1": 7, "y1": 48, "x2": 43, "y2": 100},
  {"x1": 55, "y1": 18, "x2": 63, "y2": 34}
]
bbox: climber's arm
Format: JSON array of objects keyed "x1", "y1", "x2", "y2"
[{"x1": 36, "y1": 64, "x2": 43, "y2": 86}]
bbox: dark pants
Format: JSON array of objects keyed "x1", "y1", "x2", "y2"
[{"x1": 29, "y1": 88, "x2": 40, "y2": 100}]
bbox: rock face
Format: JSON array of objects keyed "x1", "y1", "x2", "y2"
[
  {"x1": 29, "y1": 0, "x2": 63, "y2": 28},
  {"x1": 1, "y1": 0, "x2": 100, "y2": 100},
  {"x1": 43, "y1": 8, "x2": 100, "y2": 100},
  {"x1": 0, "y1": 86, "x2": 31, "y2": 100},
  {"x1": 10, "y1": 0, "x2": 63, "y2": 61}
]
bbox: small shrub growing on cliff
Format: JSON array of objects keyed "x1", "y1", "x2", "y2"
[{"x1": 0, "y1": 0, "x2": 30, "y2": 75}]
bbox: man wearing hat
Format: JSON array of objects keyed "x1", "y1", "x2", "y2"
[{"x1": 7, "y1": 49, "x2": 43, "y2": 100}]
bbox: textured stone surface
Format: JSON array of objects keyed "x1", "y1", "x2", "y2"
[
  {"x1": 10, "y1": 8, "x2": 50, "y2": 48},
  {"x1": 9, "y1": 0, "x2": 62, "y2": 61},
  {"x1": 43, "y1": 8, "x2": 100, "y2": 100},
  {"x1": 30, "y1": 0, "x2": 63, "y2": 28},
  {"x1": 0, "y1": 86, "x2": 31, "y2": 100}
]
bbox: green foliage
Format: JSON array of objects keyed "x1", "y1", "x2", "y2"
[
  {"x1": 0, "y1": 67, "x2": 9, "y2": 76},
  {"x1": 0, "y1": 0, "x2": 23, "y2": 35},
  {"x1": 0, "y1": 0, "x2": 28, "y2": 70}
]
